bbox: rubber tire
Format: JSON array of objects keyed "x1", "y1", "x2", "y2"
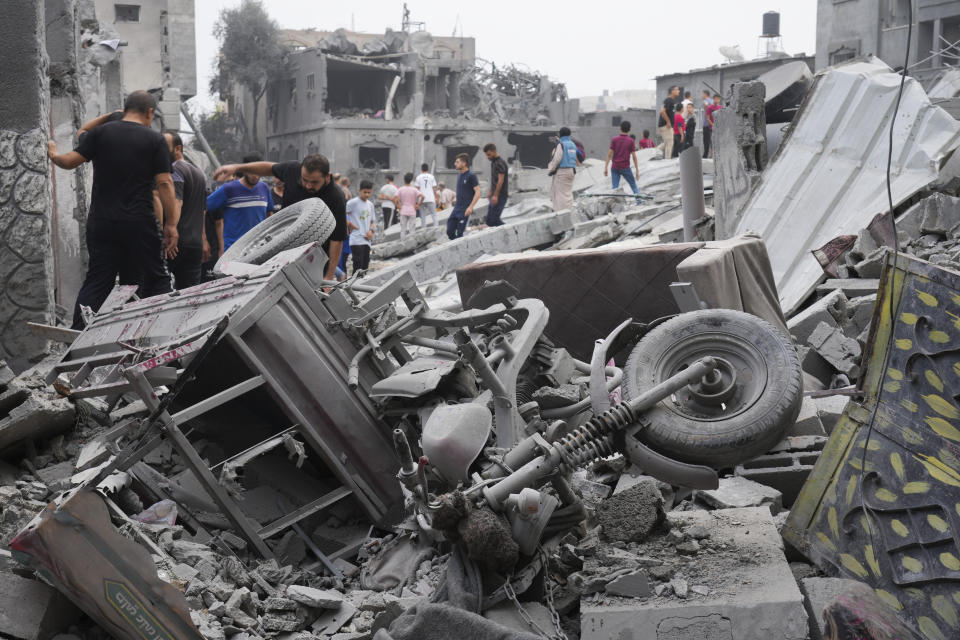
[
  {"x1": 214, "y1": 197, "x2": 336, "y2": 272},
  {"x1": 622, "y1": 309, "x2": 802, "y2": 469}
]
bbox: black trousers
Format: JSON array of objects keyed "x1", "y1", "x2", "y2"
[
  {"x1": 702, "y1": 127, "x2": 712, "y2": 158},
  {"x1": 351, "y1": 244, "x2": 371, "y2": 274},
  {"x1": 168, "y1": 246, "x2": 203, "y2": 290},
  {"x1": 672, "y1": 134, "x2": 682, "y2": 158},
  {"x1": 72, "y1": 216, "x2": 172, "y2": 329}
]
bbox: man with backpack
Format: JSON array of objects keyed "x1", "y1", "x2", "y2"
[{"x1": 547, "y1": 126, "x2": 581, "y2": 211}]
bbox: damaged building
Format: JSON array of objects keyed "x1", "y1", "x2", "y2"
[{"x1": 229, "y1": 27, "x2": 577, "y2": 180}]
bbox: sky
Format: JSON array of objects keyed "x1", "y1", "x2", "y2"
[{"x1": 191, "y1": 0, "x2": 817, "y2": 111}]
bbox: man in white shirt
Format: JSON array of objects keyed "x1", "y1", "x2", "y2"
[
  {"x1": 414, "y1": 163, "x2": 438, "y2": 228},
  {"x1": 378, "y1": 175, "x2": 398, "y2": 229}
]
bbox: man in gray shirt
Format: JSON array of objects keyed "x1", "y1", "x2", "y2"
[{"x1": 163, "y1": 131, "x2": 208, "y2": 289}]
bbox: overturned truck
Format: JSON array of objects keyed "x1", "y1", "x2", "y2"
[{"x1": 10, "y1": 214, "x2": 803, "y2": 638}]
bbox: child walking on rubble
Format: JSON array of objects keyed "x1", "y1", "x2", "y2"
[
  {"x1": 345, "y1": 180, "x2": 376, "y2": 275},
  {"x1": 395, "y1": 173, "x2": 422, "y2": 240}
]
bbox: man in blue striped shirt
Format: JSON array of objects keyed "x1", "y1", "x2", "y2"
[{"x1": 206, "y1": 153, "x2": 274, "y2": 254}]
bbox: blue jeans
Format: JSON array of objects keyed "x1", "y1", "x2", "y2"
[
  {"x1": 611, "y1": 168, "x2": 640, "y2": 203},
  {"x1": 486, "y1": 195, "x2": 508, "y2": 226},
  {"x1": 447, "y1": 209, "x2": 469, "y2": 239}
]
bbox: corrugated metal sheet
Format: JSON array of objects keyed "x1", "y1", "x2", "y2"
[
  {"x1": 733, "y1": 57, "x2": 960, "y2": 315},
  {"x1": 928, "y1": 68, "x2": 960, "y2": 99}
]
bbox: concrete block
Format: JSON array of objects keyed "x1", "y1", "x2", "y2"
[
  {"x1": 920, "y1": 193, "x2": 960, "y2": 235},
  {"x1": 734, "y1": 436, "x2": 826, "y2": 508},
  {"x1": 799, "y1": 577, "x2": 863, "y2": 640},
  {"x1": 696, "y1": 476, "x2": 783, "y2": 515},
  {"x1": 815, "y1": 279, "x2": 880, "y2": 299},
  {"x1": 811, "y1": 395, "x2": 849, "y2": 435},
  {"x1": 799, "y1": 347, "x2": 837, "y2": 387},
  {"x1": 0, "y1": 571, "x2": 80, "y2": 640},
  {"x1": 596, "y1": 478, "x2": 665, "y2": 543},
  {"x1": 0, "y1": 391, "x2": 75, "y2": 454},
  {"x1": 286, "y1": 585, "x2": 344, "y2": 609},
  {"x1": 787, "y1": 289, "x2": 846, "y2": 345},
  {"x1": 581, "y1": 508, "x2": 808, "y2": 640},
  {"x1": 807, "y1": 322, "x2": 861, "y2": 378},
  {"x1": 786, "y1": 396, "x2": 826, "y2": 437},
  {"x1": 605, "y1": 570, "x2": 652, "y2": 598},
  {"x1": 311, "y1": 600, "x2": 357, "y2": 635},
  {"x1": 852, "y1": 247, "x2": 888, "y2": 279},
  {"x1": 895, "y1": 200, "x2": 924, "y2": 238},
  {"x1": 843, "y1": 294, "x2": 877, "y2": 339}
]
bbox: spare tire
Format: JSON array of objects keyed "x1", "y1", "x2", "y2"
[
  {"x1": 215, "y1": 197, "x2": 336, "y2": 272},
  {"x1": 622, "y1": 309, "x2": 802, "y2": 468}
]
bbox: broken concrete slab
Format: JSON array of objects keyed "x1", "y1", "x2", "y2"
[
  {"x1": 581, "y1": 508, "x2": 808, "y2": 640},
  {"x1": 483, "y1": 600, "x2": 555, "y2": 636},
  {"x1": 605, "y1": 570, "x2": 652, "y2": 598},
  {"x1": 0, "y1": 390, "x2": 74, "y2": 455},
  {"x1": 0, "y1": 571, "x2": 80, "y2": 640},
  {"x1": 919, "y1": 192, "x2": 960, "y2": 236},
  {"x1": 696, "y1": 476, "x2": 783, "y2": 515},
  {"x1": 286, "y1": 585, "x2": 344, "y2": 610}
]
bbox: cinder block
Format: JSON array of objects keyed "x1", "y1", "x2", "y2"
[
  {"x1": 787, "y1": 289, "x2": 846, "y2": 345},
  {"x1": 734, "y1": 437, "x2": 827, "y2": 508},
  {"x1": 807, "y1": 322, "x2": 861, "y2": 378},
  {"x1": 786, "y1": 397, "x2": 826, "y2": 437},
  {"x1": 581, "y1": 508, "x2": 808, "y2": 640},
  {"x1": 696, "y1": 476, "x2": 783, "y2": 515}
]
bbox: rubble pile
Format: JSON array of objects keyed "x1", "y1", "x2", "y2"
[{"x1": 8, "y1": 59, "x2": 960, "y2": 640}]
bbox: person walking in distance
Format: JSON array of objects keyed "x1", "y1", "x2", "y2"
[
  {"x1": 547, "y1": 126, "x2": 580, "y2": 211},
  {"x1": 212, "y1": 154, "x2": 348, "y2": 284},
  {"x1": 637, "y1": 130, "x2": 655, "y2": 149},
  {"x1": 682, "y1": 102, "x2": 697, "y2": 152},
  {"x1": 378, "y1": 175, "x2": 398, "y2": 228},
  {"x1": 414, "y1": 163, "x2": 438, "y2": 228},
  {"x1": 673, "y1": 108, "x2": 686, "y2": 158},
  {"x1": 658, "y1": 85, "x2": 680, "y2": 159},
  {"x1": 446, "y1": 153, "x2": 481, "y2": 240},
  {"x1": 162, "y1": 131, "x2": 209, "y2": 289},
  {"x1": 483, "y1": 143, "x2": 509, "y2": 227},
  {"x1": 603, "y1": 121, "x2": 641, "y2": 204},
  {"x1": 395, "y1": 173, "x2": 421, "y2": 240},
  {"x1": 345, "y1": 180, "x2": 375, "y2": 275},
  {"x1": 47, "y1": 90, "x2": 178, "y2": 329},
  {"x1": 437, "y1": 182, "x2": 455, "y2": 211}
]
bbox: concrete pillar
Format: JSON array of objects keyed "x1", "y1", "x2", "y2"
[
  {"x1": 680, "y1": 147, "x2": 705, "y2": 241},
  {"x1": 933, "y1": 18, "x2": 943, "y2": 69},
  {"x1": 448, "y1": 71, "x2": 462, "y2": 115},
  {"x1": 0, "y1": 1, "x2": 56, "y2": 371},
  {"x1": 713, "y1": 80, "x2": 766, "y2": 240}
]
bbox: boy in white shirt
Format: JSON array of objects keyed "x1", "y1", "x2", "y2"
[{"x1": 345, "y1": 180, "x2": 375, "y2": 275}]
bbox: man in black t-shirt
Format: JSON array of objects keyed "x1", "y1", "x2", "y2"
[
  {"x1": 658, "y1": 85, "x2": 681, "y2": 160},
  {"x1": 163, "y1": 131, "x2": 208, "y2": 289},
  {"x1": 482, "y1": 143, "x2": 509, "y2": 227},
  {"x1": 212, "y1": 154, "x2": 346, "y2": 280},
  {"x1": 48, "y1": 90, "x2": 178, "y2": 329}
]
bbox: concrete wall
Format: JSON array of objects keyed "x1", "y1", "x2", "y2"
[
  {"x1": 655, "y1": 54, "x2": 815, "y2": 104},
  {"x1": 166, "y1": 0, "x2": 197, "y2": 98},
  {"x1": 0, "y1": 1, "x2": 56, "y2": 370},
  {"x1": 815, "y1": 0, "x2": 881, "y2": 70}
]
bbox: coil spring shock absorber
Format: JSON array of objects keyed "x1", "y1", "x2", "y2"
[{"x1": 556, "y1": 403, "x2": 638, "y2": 471}]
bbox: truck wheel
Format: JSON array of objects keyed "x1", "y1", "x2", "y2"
[
  {"x1": 215, "y1": 197, "x2": 336, "y2": 272},
  {"x1": 622, "y1": 309, "x2": 802, "y2": 468}
]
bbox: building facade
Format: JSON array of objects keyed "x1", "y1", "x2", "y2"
[{"x1": 816, "y1": 0, "x2": 960, "y2": 85}]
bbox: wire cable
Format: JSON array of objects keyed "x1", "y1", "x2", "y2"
[{"x1": 856, "y1": 0, "x2": 913, "y2": 600}]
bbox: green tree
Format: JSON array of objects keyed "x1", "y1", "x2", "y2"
[
  {"x1": 190, "y1": 108, "x2": 245, "y2": 164},
  {"x1": 212, "y1": 0, "x2": 283, "y2": 152}
]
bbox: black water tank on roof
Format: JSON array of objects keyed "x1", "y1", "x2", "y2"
[{"x1": 762, "y1": 11, "x2": 780, "y2": 37}]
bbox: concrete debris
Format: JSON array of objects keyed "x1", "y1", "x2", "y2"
[{"x1": 696, "y1": 476, "x2": 784, "y2": 515}]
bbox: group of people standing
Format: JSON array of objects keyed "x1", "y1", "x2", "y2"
[{"x1": 658, "y1": 86, "x2": 723, "y2": 160}]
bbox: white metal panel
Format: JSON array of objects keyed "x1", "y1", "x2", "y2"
[{"x1": 734, "y1": 57, "x2": 960, "y2": 315}]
